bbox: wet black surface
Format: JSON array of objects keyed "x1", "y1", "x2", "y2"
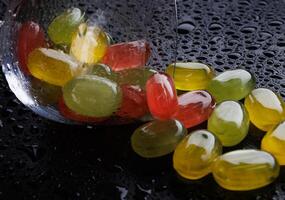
[{"x1": 1, "y1": 0, "x2": 285, "y2": 199}]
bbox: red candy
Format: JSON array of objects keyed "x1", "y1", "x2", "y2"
[
  {"x1": 17, "y1": 21, "x2": 46, "y2": 74},
  {"x1": 146, "y1": 73, "x2": 178, "y2": 120},
  {"x1": 116, "y1": 85, "x2": 149, "y2": 119},
  {"x1": 174, "y1": 90, "x2": 216, "y2": 128},
  {"x1": 58, "y1": 98, "x2": 106, "y2": 123},
  {"x1": 102, "y1": 40, "x2": 151, "y2": 71}
]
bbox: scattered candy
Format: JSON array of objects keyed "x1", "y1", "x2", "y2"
[
  {"x1": 63, "y1": 75, "x2": 122, "y2": 117},
  {"x1": 89, "y1": 63, "x2": 116, "y2": 80},
  {"x1": 245, "y1": 88, "x2": 285, "y2": 131},
  {"x1": 70, "y1": 23, "x2": 108, "y2": 64},
  {"x1": 208, "y1": 101, "x2": 249, "y2": 146},
  {"x1": 173, "y1": 130, "x2": 222, "y2": 180},
  {"x1": 207, "y1": 69, "x2": 255, "y2": 103},
  {"x1": 166, "y1": 62, "x2": 215, "y2": 91},
  {"x1": 146, "y1": 73, "x2": 178, "y2": 120},
  {"x1": 261, "y1": 121, "x2": 285, "y2": 165},
  {"x1": 17, "y1": 21, "x2": 46, "y2": 74},
  {"x1": 102, "y1": 40, "x2": 151, "y2": 71},
  {"x1": 28, "y1": 48, "x2": 82, "y2": 86},
  {"x1": 116, "y1": 85, "x2": 149, "y2": 119},
  {"x1": 131, "y1": 120, "x2": 187, "y2": 158},
  {"x1": 174, "y1": 90, "x2": 216, "y2": 128},
  {"x1": 48, "y1": 8, "x2": 84, "y2": 45},
  {"x1": 212, "y1": 150, "x2": 280, "y2": 191}
]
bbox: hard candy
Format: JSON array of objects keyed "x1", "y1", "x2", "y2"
[
  {"x1": 146, "y1": 73, "x2": 178, "y2": 120},
  {"x1": 102, "y1": 40, "x2": 151, "y2": 71},
  {"x1": 17, "y1": 21, "x2": 46, "y2": 74},
  {"x1": 207, "y1": 101, "x2": 249, "y2": 146},
  {"x1": 116, "y1": 85, "x2": 149, "y2": 119},
  {"x1": 28, "y1": 48, "x2": 82, "y2": 86},
  {"x1": 131, "y1": 120, "x2": 187, "y2": 158},
  {"x1": 89, "y1": 63, "x2": 116, "y2": 80},
  {"x1": 48, "y1": 8, "x2": 84, "y2": 45},
  {"x1": 174, "y1": 90, "x2": 216, "y2": 128},
  {"x1": 262, "y1": 121, "x2": 285, "y2": 165},
  {"x1": 245, "y1": 88, "x2": 285, "y2": 131},
  {"x1": 166, "y1": 62, "x2": 215, "y2": 91},
  {"x1": 173, "y1": 130, "x2": 222, "y2": 180},
  {"x1": 70, "y1": 23, "x2": 108, "y2": 64},
  {"x1": 207, "y1": 69, "x2": 255, "y2": 103},
  {"x1": 212, "y1": 150, "x2": 280, "y2": 191},
  {"x1": 116, "y1": 68, "x2": 156, "y2": 88},
  {"x1": 63, "y1": 75, "x2": 122, "y2": 117}
]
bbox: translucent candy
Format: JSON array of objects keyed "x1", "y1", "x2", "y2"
[
  {"x1": 173, "y1": 130, "x2": 222, "y2": 180},
  {"x1": 166, "y1": 62, "x2": 215, "y2": 91},
  {"x1": 17, "y1": 21, "x2": 46, "y2": 74},
  {"x1": 102, "y1": 40, "x2": 151, "y2": 71},
  {"x1": 48, "y1": 8, "x2": 84, "y2": 45},
  {"x1": 146, "y1": 73, "x2": 178, "y2": 120},
  {"x1": 207, "y1": 69, "x2": 255, "y2": 103},
  {"x1": 89, "y1": 63, "x2": 116, "y2": 80},
  {"x1": 174, "y1": 90, "x2": 216, "y2": 128},
  {"x1": 116, "y1": 85, "x2": 148, "y2": 119},
  {"x1": 245, "y1": 88, "x2": 285, "y2": 131},
  {"x1": 131, "y1": 120, "x2": 187, "y2": 158},
  {"x1": 27, "y1": 48, "x2": 82, "y2": 86},
  {"x1": 207, "y1": 101, "x2": 249, "y2": 146},
  {"x1": 63, "y1": 75, "x2": 122, "y2": 117},
  {"x1": 262, "y1": 121, "x2": 285, "y2": 165},
  {"x1": 212, "y1": 150, "x2": 280, "y2": 191},
  {"x1": 70, "y1": 23, "x2": 108, "y2": 64}
]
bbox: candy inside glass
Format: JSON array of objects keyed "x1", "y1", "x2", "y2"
[{"x1": 0, "y1": 0, "x2": 177, "y2": 124}]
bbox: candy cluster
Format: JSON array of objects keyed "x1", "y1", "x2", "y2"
[{"x1": 16, "y1": 8, "x2": 285, "y2": 191}]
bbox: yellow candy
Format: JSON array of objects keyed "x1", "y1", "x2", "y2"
[
  {"x1": 173, "y1": 130, "x2": 222, "y2": 180},
  {"x1": 262, "y1": 121, "x2": 285, "y2": 165},
  {"x1": 166, "y1": 62, "x2": 215, "y2": 91},
  {"x1": 212, "y1": 150, "x2": 280, "y2": 191},
  {"x1": 245, "y1": 88, "x2": 285, "y2": 131},
  {"x1": 28, "y1": 48, "x2": 82, "y2": 86},
  {"x1": 70, "y1": 23, "x2": 108, "y2": 64}
]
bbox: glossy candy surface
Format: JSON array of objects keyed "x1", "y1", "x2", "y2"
[
  {"x1": 89, "y1": 63, "x2": 116, "y2": 80},
  {"x1": 173, "y1": 130, "x2": 222, "y2": 180},
  {"x1": 17, "y1": 21, "x2": 46, "y2": 74},
  {"x1": 28, "y1": 48, "x2": 82, "y2": 86},
  {"x1": 262, "y1": 121, "x2": 285, "y2": 165},
  {"x1": 207, "y1": 69, "x2": 255, "y2": 103},
  {"x1": 63, "y1": 75, "x2": 122, "y2": 117},
  {"x1": 208, "y1": 101, "x2": 249, "y2": 146},
  {"x1": 102, "y1": 40, "x2": 151, "y2": 71},
  {"x1": 174, "y1": 90, "x2": 216, "y2": 128},
  {"x1": 117, "y1": 68, "x2": 156, "y2": 88},
  {"x1": 212, "y1": 150, "x2": 280, "y2": 191},
  {"x1": 166, "y1": 62, "x2": 215, "y2": 91},
  {"x1": 48, "y1": 8, "x2": 84, "y2": 45},
  {"x1": 70, "y1": 23, "x2": 108, "y2": 64},
  {"x1": 131, "y1": 120, "x2": 187, "y2": 158},
  {"x1": 58, "y1": 97, "x2": 106, "y2": 123},
  {"x1": 116, "y1": 85, "x2": 149, "y2": 119},
  {"x1": 146, "y1": 73, "x2": 178, "y2": 120},
  {"x1": 245, "y1": 88, "x2": 285, "y2": 131}
]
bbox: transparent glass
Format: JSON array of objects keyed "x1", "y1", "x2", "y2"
[{"x1": 0, "y1": 0, "x2": 177, "y2": 124}]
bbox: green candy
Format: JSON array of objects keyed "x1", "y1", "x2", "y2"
[
  {"x1": 207, "y1": 69, "x2": 255, "y2": 103},
  {"x1": 48, "y1": 8, "x2": 85, "y2": 45},
  {"x1": 116, "y1": 68, "x2": 156, "y2": 88},
  {"x1": 63, "y1": 75, "x2": 122, "y2": 117},
  {"x1": 131, "y1": 119, "x2": 187, "y2": 158},
  {"x1": 207, "y1": 101, "x2": 249, "y2": 147}
]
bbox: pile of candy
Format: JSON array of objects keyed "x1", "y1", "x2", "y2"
[{"x1": 16, "y1": 8, "x2": 285, "y2": 191}]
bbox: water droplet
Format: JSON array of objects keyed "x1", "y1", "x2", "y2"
[
  {"x1": 208, "y1": 23, "x2": 223, "y2": 31},
  {"x1": 259, "y1": 31, "x2": 273, "y2": 39},
  {"x1": 116, "y1": 186, "x2": 128, "y2": 200},
  {"x1": 269, "y1": 20, "x2": 283, "y2": 26},
  {"x1": 177, "y1": 21, "x2": 196, "y2": 34},
  {"x1": 240, "y1": 26, "x2": 257, "y2": 33},
  {"x1": 277, "y1": 42, "x2": 285, "y2": 47},
  {"x1": 245, "y1": 43, "x2": 261, "y2": 50},
  {"x1": 228, "y1": 52, "x2": 241, "y2": 59},
  {"x1": 0, "y1": 21, "x2": 4, "y2": 28},
  {"x1": 263, "y1": 51, "x2": 275, "y2": 58}
]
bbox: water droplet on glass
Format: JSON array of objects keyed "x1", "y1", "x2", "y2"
[
  {"x1": 268, "y1": 20, "x2": 283, "y2": 26},
  {"x1": 208, "y1": 23, "x2": 223, "y2": 31},
  {"x1": 228, "y1": 52, "x2": 241, "y2": 59},
  {"x1": 177, "y1": 21, "x2": 196, "y2": 34},
  {"x1": 263, "y1": 51, "x2": 275, "y2": 58},
  {"x1": 240, "y1": 26, "x2": 257, "y2": 33}
]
